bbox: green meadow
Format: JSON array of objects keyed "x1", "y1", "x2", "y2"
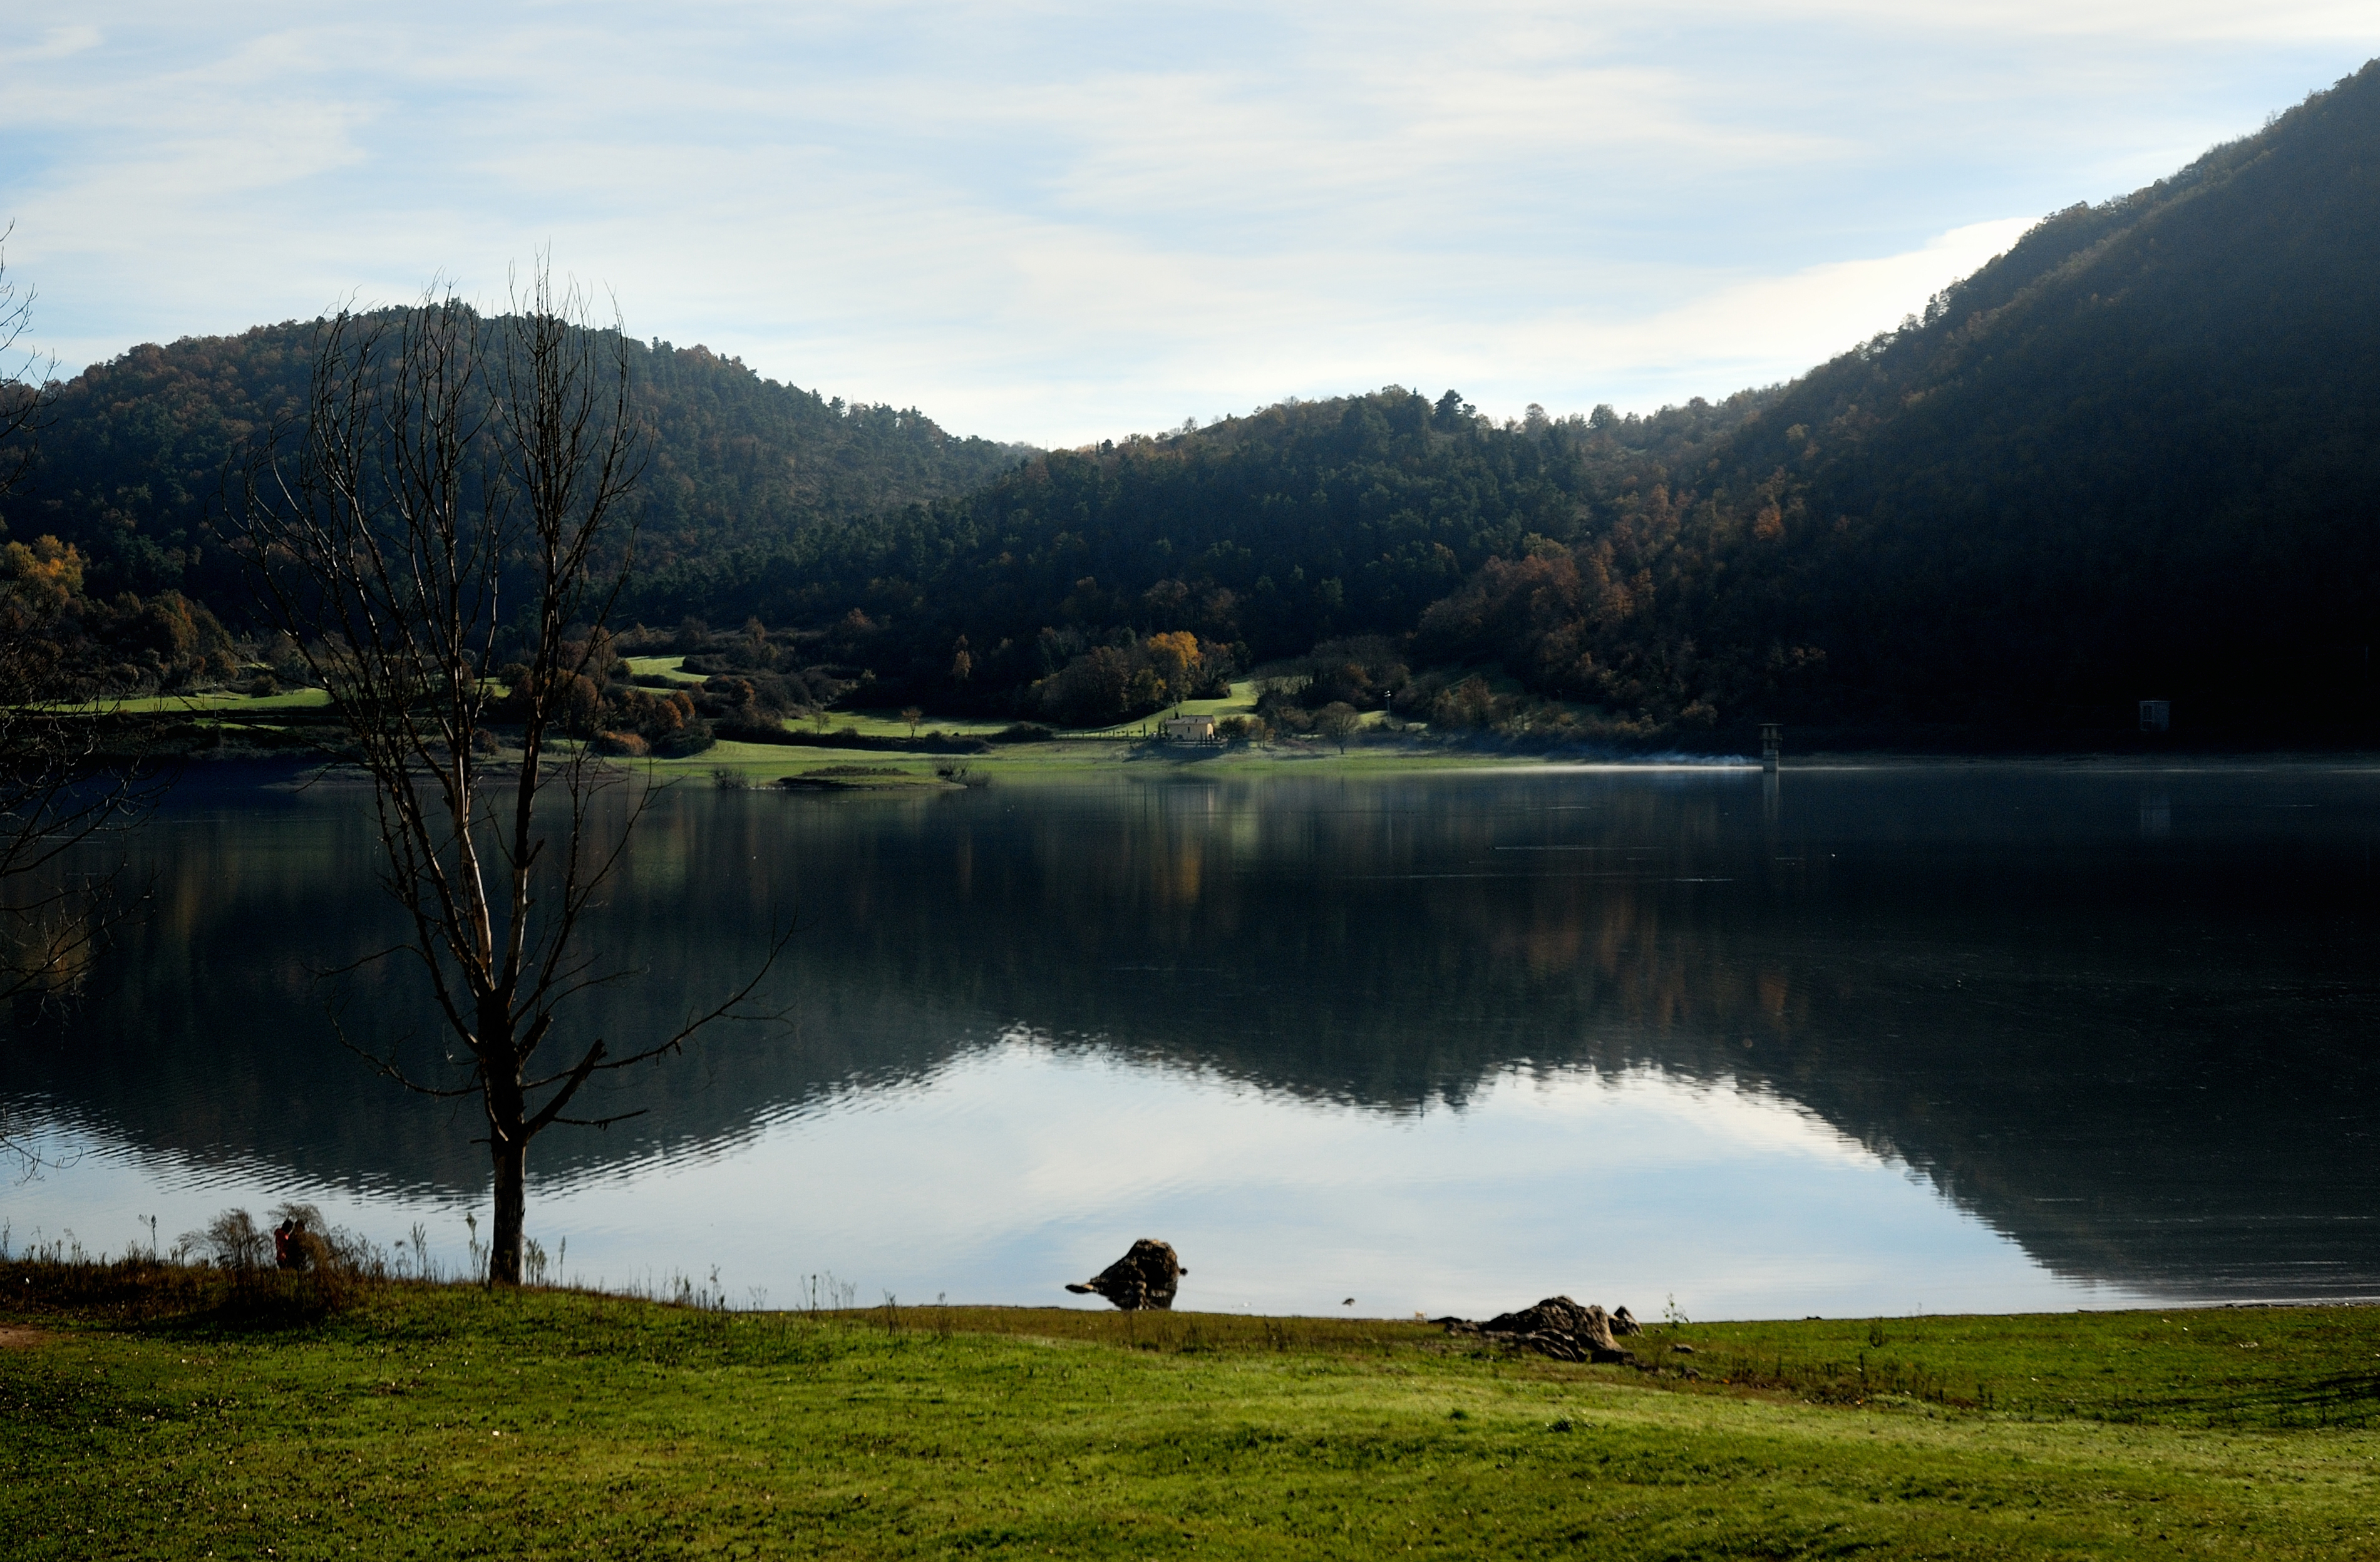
[
  {"x1": 110, "y1": 688, "x2": 335, "y2": 715},
  {"x1": 105, "y1": 661, "x2": 1668, "y2": 778},
  {"x1": 8, "y1": 1264, "x2": 2379, "y2": 1559}
]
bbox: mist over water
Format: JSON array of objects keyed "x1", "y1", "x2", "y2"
[{"x1": 6, "y1": 761, "x2": 2376, "y2": 1318}]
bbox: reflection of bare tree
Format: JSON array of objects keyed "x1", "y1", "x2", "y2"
[{"x1": 237, "y1": 266, "x2": 781, "y2": 1283}]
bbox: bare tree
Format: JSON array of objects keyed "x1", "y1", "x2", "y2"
[
  {"x1": 239, "y1": 265, "x2": 781, "y2": 1283},
  {"x1": 0, "y1": 225, "x2": 53, "y2": 496}
]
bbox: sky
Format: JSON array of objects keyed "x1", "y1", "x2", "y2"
[{"x1": 3, "y1": 4, "x2": 2377, "y2": 447}]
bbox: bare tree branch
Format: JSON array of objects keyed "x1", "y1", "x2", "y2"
[
  {"x1": 324, "y1": 1007, "x2": 482, "y2": 1101},
  {"x1": 0, "y1": 226, "x2": 56, "y2": 497}
]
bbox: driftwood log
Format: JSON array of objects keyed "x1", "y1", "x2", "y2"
[
  {"x1": 1434, "y1": 1295, "x2": 1636, "y2": 1363},
  {"x1": 1065, "y1": 1239, "x2": 1186, "y2": 1310}
]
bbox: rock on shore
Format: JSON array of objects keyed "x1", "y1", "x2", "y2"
[
  {"x1": 1435, "y1": 1295, "x2": 1637, "y2": 1363},
  {"x1": 1064, "y1": 1240, "x2": 1186, "y2": 1310}
]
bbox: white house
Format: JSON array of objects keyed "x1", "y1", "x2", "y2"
[{"x1": 1160, "y1": 714, "x2": 1217, "y2": 742}]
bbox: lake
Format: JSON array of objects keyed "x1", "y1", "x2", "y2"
[{"x1": 4, "y1": 759, "x2": 2377, "y2": 1321}]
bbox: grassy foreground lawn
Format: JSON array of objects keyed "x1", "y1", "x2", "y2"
[{"x1": 8, "y1": 1275, "x2": 2380, "y2": 1559}]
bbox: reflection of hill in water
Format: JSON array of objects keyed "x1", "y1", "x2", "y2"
[{"x1": 9, "y1": 764, "x2": 2377, "y2": 1297}]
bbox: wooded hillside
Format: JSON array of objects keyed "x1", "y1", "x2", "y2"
[
  {"x1": 1667, "y1": 56, "x2": 2380, "y2": 736},
  {"x1": 0, "y1": 321, "x2": 1027, "y2": 612}
]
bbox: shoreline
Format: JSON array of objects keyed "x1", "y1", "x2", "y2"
[
  {"x1": 83, "y1": 676, "x2": 2380, "y2": 778},
  {"x1": 138, "y1": 731, "x2": 2380, "y2": 789}
]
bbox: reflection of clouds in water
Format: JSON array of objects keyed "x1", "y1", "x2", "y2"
[
  {"x1": 0, "y1": 1103, "x2": 487, "y2": 1278},
  {"x1": 8, "y1": 1044, "x2": 2106, "y2": 1318},
  {"x1": 453, "y1": 1040, "x2": 2136, "y2": 1320},
  {"x1": 552, "y1": 1042, "x2": 2141, "y2": 1323},
  {"x1": 1, "y1": 1106, "x2": 461, "y2": 1217}
]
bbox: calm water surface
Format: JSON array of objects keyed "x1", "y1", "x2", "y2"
[{"x1": 5, "y1": 760, "x2": 2377, "y2": 1319}]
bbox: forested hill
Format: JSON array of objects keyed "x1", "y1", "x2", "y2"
[
  {"x1": 640, "y1": 388, "x2": 1775, "y2": 722},
  {"x1": 0, "y1": 321, "x2": 1029, "y2": 610},
  {"x1": 1660, "y1": 58, "x2": 2380, "y2": 735}
]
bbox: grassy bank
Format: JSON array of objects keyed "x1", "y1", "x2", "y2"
[
  {"x1": 667, "y1": 737, "x2": 1599, "y2": 787},
  {"x1": 7, "y1": 1266, "x2": 2380, "y2": 1559}
]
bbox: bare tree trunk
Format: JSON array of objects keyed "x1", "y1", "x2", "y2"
[{"x1": 487, "y1": 1087, "x2": 528, "y2": 1286}]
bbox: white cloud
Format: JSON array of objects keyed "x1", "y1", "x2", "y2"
[
  {"x1": 3, "y1": 3, "x2": 2375, "y2": 442},
  {"x1": 1492, "y1": 216, "x2": 2046, "y2": 408},
  {"x1": 0, "y1": 25, "x2": 103, "y2": 66},
  {"x1": 1769, "y1": 0, "x2": 2380, "y2": 43}
]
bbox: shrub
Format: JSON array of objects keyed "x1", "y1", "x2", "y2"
[
  {"x1": 1428, "y1": 676, "x2": 1507, "y2": 730},
  {"x1": 185, "y1": 1208, "x2": 267, "y2": 1274},
  {"x1": 167, "y1": 1203, "x2": 380, "y2": 1316}
]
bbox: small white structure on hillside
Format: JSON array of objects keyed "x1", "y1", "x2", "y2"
[{"x1": 1160, "y1": 714, "x2": 1217, "y2": 742}]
